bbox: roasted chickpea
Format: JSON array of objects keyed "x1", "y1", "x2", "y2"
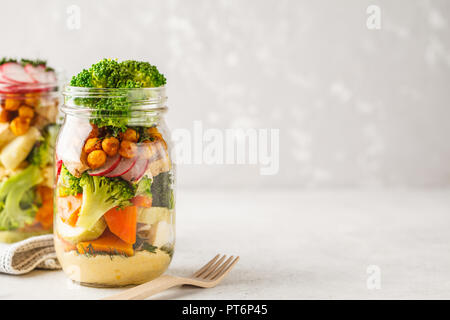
[
  {"x1": 84, "y1": 138, "x2": 102, "y2": 154},
  {"x1": 147, "y1": 127, "x2": 159, "y2": 135},
  {"x1": 24, "y1": 93, "x2": 39, "y2": 107},
  {"x1": 0, "y1": 109, "x2": 11, "y2": 123},
  {"x1": 102, "y1": 137, "x2": 119, "y2": 156},
  {"x1": 121, "y1": 128, "x2": 139, "y2": 142},
  {"x1": 18, "y1": 105, "x2": 34, "y2": 119},
  {"x1": 153, "y1": 133, "x2": 168, "y2": 148},
  {"x1": 119, "y1": 140, "x2": 137, "y2": 158},
  {"x1": 10, "y1": 117, "x2": 30, "y2": 136},
  {"x1": 149, "y1": 133, "x2": 167, "y2": 150},
  {"x1": 87, "y1": 150, "x2": 107, "y2": 169},
  {"x1": 4, "y1": 99, "x2": 21, "y2": 111},
  {"x1": 146, "y1": 127, "x2": 167, "y2": 149}
]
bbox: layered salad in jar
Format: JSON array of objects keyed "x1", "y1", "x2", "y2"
[
  {"x1": 0, "y1": 58, "x2": 59, "y2": 242},
  {"x1": 55, "y1": 59, "x2": 175, "y2": 286}
]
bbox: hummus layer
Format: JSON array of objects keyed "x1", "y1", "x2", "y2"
[{"x1": 55, "y1": 237, "x2": 171, "y2": 286}]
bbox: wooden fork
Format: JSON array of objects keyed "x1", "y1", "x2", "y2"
[{"x1": 103, "y1": 254, "x2": 239, "y2": 300}]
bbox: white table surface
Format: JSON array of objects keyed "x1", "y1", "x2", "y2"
[{"x1": 1, "y1": 189, "x2": 450, "y2": 300}]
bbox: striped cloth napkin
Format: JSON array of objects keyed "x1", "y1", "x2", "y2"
[{"x1": 0, "y1": 235, "x2": 60, "y2": 275}]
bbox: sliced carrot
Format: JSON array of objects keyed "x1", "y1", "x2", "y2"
[
  {"x1": 35, "y1": 186, "x2": 54, "y2": 229},
  {"x1": 131, "y1": 195, "x2": 152, "y2": 208},
  {"x1": 65, "y1": 208, "x2": 80, "y2": 227},
  {"x1": 104, "y1": 206, "x2": 137, "y2": 244},
  {"x1": 35, "y1": 202, "x2": 53, "y2": 229},
  {"x1": 57, "y1": 194, "x2": 82, "y2": 225},
  {"x1": 37, "y1": 186, "x2": 53, "y2": 202},
  {"x1": 77, "y1": 229, "x2": 134, "y2": 256}
]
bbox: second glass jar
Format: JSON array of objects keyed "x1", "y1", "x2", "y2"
[
  {"x1": 0, "y1": 81, "x2": 59, "y2": 243},
  {"x1": 55, "y1": 86, "x2": 175, "y2": 286}
]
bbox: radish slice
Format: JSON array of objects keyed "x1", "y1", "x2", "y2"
[
  {"x1": 0, "y1": 63, "x2": 35, "y2": 84},
  {"x1": 24, "y1": 64, "x2": 49, "y2": 83},
  {"x1": 38, "y1": 65, "x2": 57, "y2": 83},
  {"x1": 121, "y1": 159, "x2": 149, "y2": 182},
  {"x1": 133, "y1": 159, "x2": 149, "y2": 182},
  {"x1": 88, "y1": 154, "x2": 121, "y2": 176},
  {"x1": 104, "y1": 157, "x2": 137, "y2": 178},
  {"x1": 45, "y1": 71, "x2": 57, "y2": 83},
  {"x1": 0, "y1": 72, "x2": 11, "y2": 84},
  {"x1": 0, "y1": 85, "x2": 46, "y2": 94},
  {"x1": 0, "y1": 85, "x2": 16, "y2": 93}
]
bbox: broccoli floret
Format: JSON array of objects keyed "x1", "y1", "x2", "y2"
[
  {"x1": 76, "y1": 174, "x2": 135, "y2": 230},
  {"x1": 0, "y1": 165, "x2": 42, "y2": 231},
  {"x1": 69, "y1": 69, "x2": 93, "y2": 87},
  {"x1": 90, "y1": 59, "x2": 128, "y2": 88},
  {"x1": 28, "y1": 124, "x2": 59, "y2": 168},
  {"x1": 120, "y1": 60, "x2": 166, "y2": 88},
  {"x1": 70, "y1": 58, "x2": 166, "y2": 89},
  {"x1": 70, "y1": 59, "x2": 125, "y2": 88},
  {"x1": 151, "y1": 172, "x2": 174, "y2": 208},
  {"x1": 57, "y1": 164, "x2": 82, "y2": 197},
  {"x1": 69, "y1": 59, "x2": 166, "y2": 131}
]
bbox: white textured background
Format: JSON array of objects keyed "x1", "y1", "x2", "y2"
[{"x1": 1, "y1": 0, "x2": 449, "y2": 189}]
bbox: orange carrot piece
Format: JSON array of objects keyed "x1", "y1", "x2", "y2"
[
  {"x1": 35, "y1": 186, "x2": 55, "y2": 229},
  {"x1": 77, "y1": 229, "x2": 134, "y2": 256},
  {"x1": 66, "y1": 208, "x2": 80, "y2": 227},
  {"x1": 37, "y1": 186, "x2": 53, "y2": 202},
  {"x1": 131, "y1": 195, "x2": 152, "y2": 208},
  {"x1": 104, "y1": 206, "x2": 137, "y2": 244},
  {"x1": 35, "y1": 202, "x2": 53, "y2": 229}
]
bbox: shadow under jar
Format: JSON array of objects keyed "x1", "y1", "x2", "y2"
[
  {"x1": 0, "y1": 82, "x2": 59, "y2": 243},
  {"x1": 55, "y1": 86, "x2": 175, "y2": 287}
]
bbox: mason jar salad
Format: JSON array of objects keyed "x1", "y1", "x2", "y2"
[
  {"x1": 55, "y1": 59, "x2": 175, "y2": 286},
  {"x1": 0, "y1": 58, "x2": 59, "y2": 243}
]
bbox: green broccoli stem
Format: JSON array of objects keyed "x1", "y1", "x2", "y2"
[
  {"x1": 76, "y1": 186, "x2": 118, "y2": 230},
  {"x1": 76, "y1": 174, "x2": 135, "y2": 230},
  {"x1": 0, "y1": 165, "x2": 42, "y2": 231}
]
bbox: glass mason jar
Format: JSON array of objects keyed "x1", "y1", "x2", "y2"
[
  {"x1": 0, "y1": 82, "x2": 59, "y2": 243},
  {"x1": 55, "y1": 86, "x2": 175, "y2": 287}
]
